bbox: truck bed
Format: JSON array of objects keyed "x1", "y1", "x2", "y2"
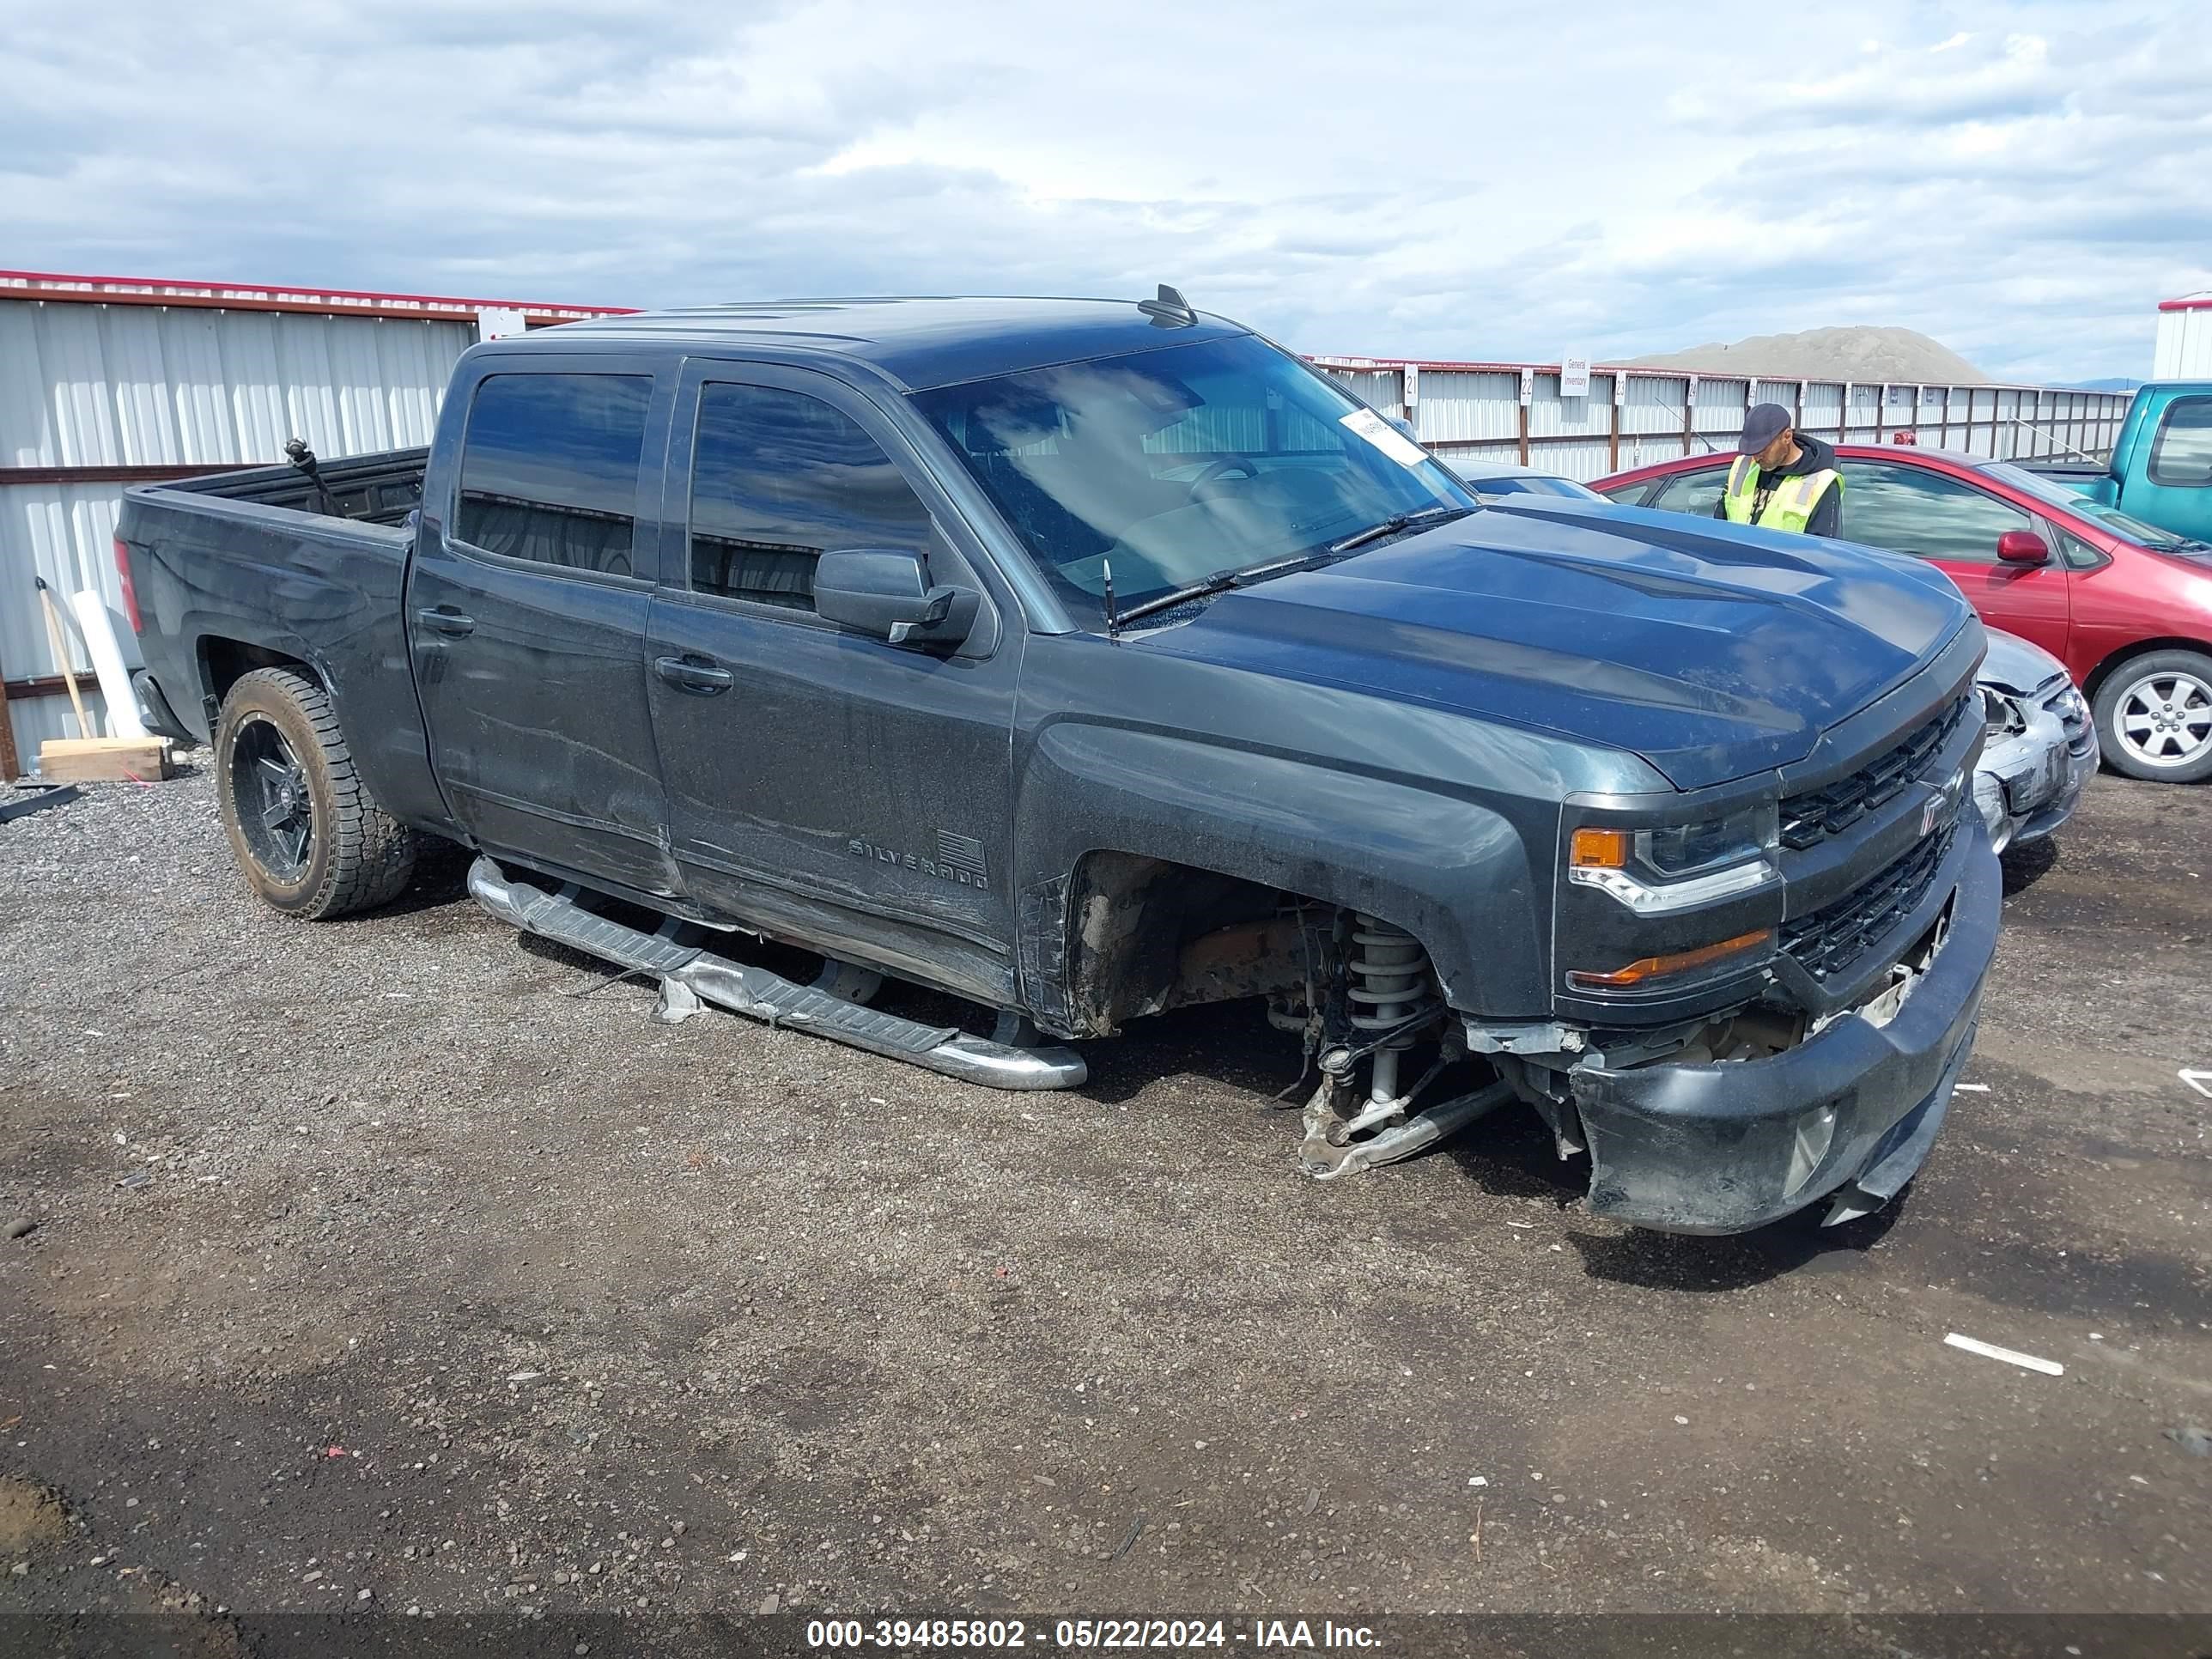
[
  {"x1": 118, "y1": 446, "x2": 449, "y2": 831},
  {"x1": 165, "y1": 445, "x2": 429, "y2": 526},
  {"x1": 2018, "y1": 459, "x2": 2112, "y2": 487}
]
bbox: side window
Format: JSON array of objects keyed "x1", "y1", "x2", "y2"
[
  {"x1": 1647, "y1": 467, "x2": 1728, "y2": 516},
  {"x1": 2054, "y1": 528, "x2": 2107, "y2": 570},
  {"x1": 2149, "y1": 396, "x2": 2212, "y2": 487},
  {"x1": 454, "y1": 374, "x2": 653, "y2": 577},
  {"x1": 688, "y1": 384, "x2": 933, "y2": 611},
  {"x1": 1837, "y1": 462, "x2": 2029, "y2": 564},
  {"x1": 1596, "y1": 483, "x2": 1648, "y2": 504}
]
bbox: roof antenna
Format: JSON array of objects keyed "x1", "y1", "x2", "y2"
[
  {"x1": 1102, "y1": 557, "x2": 1121, "y2": 638},
  {"x1": 1137, "y1": 284, "x2": 1196, "y2": 328}
]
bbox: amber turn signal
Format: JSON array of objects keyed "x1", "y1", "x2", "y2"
[
  {"x1": 1565, "y1": 928, "x2": 1773, "y2": 991},
  {"x1": 1569, "y1": 827, "x2": 1631, "y2": 869}
]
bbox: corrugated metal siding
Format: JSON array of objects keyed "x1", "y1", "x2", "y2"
[
  {"x1": 2, "y1": 300, "x2": 472, "y2": 768},
  {"x1": 0, "y1": 301, "x2": 469, "y2": 467},
  {"x1": 2156, "y1": 300, "x2": 2212, "y2": 380}
]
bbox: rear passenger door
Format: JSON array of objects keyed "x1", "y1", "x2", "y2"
[
  {"x1": 645, "y1": 362, "x2": 1023, "y2": 1006},
  {"x1": 408, "y1": 362, "x2": 680, "y2": 896},
  {"x1": 1836, "y1": 459, "x2": 2071, "y2": 661}
]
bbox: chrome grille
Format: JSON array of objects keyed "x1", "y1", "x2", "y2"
[
  {"x1": 1779, "y1": 693, "x2": 1971, "y2": 851},
  {"x1": 1781, "y1": 825, "x2": 1954, "y2": 982}
]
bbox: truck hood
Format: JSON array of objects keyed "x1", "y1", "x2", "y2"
[{"x1": 1135, "y1": 501, "x2": 1973, "y2": 790}]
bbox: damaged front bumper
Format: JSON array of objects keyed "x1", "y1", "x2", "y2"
[
  {"x1": 1975, "y1": 696, "x2": 2097, "y2": 854},
  {"x1": 1564, "y1": 821, "x2": 2001, "y2": 1235}
]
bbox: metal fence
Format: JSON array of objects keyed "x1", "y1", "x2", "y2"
[{"x1": 1310, "y1": 357, "x2": 2132, "y2": 481}]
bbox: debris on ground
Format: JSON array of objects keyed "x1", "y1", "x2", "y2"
[
  {"x1": 0, "y1": 786, "x2": 80, "y2": 825},
  {"x1": 1943, "y1": 1333, "x2": 2064, "y2": 1376}
]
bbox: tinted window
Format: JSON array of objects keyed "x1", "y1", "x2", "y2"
[
  {"x1": 1647, "y1": 467, "x2": 1728, "y2": 516},
  {"x1": 455, "y1": 374, "x2": 652, "y2": 577},
  {"x1": 2150, "y1": 396, "x2": 2212, "y2": 488},
  {"x1": 688, "y1": 383, "x2": 933, "y2": 611},
  {"x1": 1838, "y1": 461, "x2": 2029, "y2": 564}
]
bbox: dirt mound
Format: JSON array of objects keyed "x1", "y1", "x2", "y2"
[
  {"x1": 0, "y1": 1476, "x2": 70, "y2": 1547},
  {"x1": 1629, "y1": 325, "x2": 1991, "y2": 385}
]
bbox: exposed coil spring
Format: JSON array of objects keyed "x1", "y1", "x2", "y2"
[{"x1": 1346, "y1": 914, "x2": 1431, "y2": 1048}]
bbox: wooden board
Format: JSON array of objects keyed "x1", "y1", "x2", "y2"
[
  {"x1": 0, "y1": 649, "x2": 18, "y2": 781},
  {"x1": 36, "y1": 737, "x2": 173, "y2": 783}
]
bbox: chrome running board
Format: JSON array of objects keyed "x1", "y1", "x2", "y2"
[{"x1": 467, "y1": 857, "x2": 1086, "y2": 1091}]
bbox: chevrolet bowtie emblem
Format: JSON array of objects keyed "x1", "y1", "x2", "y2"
[{"x1": 1921, "y1": 769, "x2": 1964, "y2": 838}]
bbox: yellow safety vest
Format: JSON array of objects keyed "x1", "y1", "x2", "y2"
[{"x1": 1721, "y1": 456, "x2": 1842, "y2": 532}]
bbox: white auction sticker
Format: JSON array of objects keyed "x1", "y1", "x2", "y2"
[{"x1": 1340, "y1": 408, "x2": 1428, "y2": 467}]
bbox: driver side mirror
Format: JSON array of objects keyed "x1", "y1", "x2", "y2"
[
  {"x1": 813, "y1": 548, "x2": 978, "y2": 648},
  {"x1": 1996, "y1": 529, "x2": 2051, "y2": 566}
]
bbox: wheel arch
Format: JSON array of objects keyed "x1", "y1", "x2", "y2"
[
  {"x1": 198, "y1": 631, "x2": 326, "y2": 720},
  {"x1": 2081, "y1": 635, "x2": 2212, "y2": 700},
  {"x1": 1012, "y1": 729, "x2": 1553, "y2": 1037}
]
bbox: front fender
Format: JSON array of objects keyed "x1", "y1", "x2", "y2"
[{"x1": 1012, "y1": 718, "x2": 1550, "y2": 1030}]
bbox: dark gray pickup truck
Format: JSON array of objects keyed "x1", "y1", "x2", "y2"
[{"x1": 118, "y1": 291, "x2": 1999, "y2": 1233}]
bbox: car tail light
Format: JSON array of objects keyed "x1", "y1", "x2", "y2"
[{"x1": 114, "y1": 537, "x2": 142, "y2": 634}]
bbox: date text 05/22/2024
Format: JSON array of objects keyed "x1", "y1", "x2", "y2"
[{"x1": 805, "y1": 1619, "x2": 1382, "y2": 1650}]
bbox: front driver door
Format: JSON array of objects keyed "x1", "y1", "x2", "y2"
[
  {"x1": 644, "y1": 362, "x2": 1022, "y2": 1005},
  {"x1": 1836, "y1": 459, "x2": 2071, "y2": 661}
]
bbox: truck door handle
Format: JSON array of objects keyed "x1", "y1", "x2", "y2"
[
  {"x1": 655, "y1": 654, "x2": 734, "y2": 694},
  {"x1": 416, "y1": 606, "x2": 476, "y2": 637}
]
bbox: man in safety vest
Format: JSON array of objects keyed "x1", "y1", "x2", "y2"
[{"x1": 1712, "y1": 402, "x2": 1843, "y2": 537}]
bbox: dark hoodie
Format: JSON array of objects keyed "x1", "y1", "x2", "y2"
[{"x1": 1711, "y1": 431, "x2": 1843, "y2": 538}]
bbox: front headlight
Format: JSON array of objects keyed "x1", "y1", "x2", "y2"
[
  {"x1": 1982, "y1": 685, "x2": 2026, "y2": 738},
  {"x1": 1567, "y1": 803, "x2": 1780, "y2": 914}
]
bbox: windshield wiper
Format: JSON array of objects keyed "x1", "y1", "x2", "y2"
[
  {"x1": 1108, "y1": 552, "x2": 1330, "y2": 633},
  {"x1": 1328, "y1": 504, "x2": 1476, "y2": 555}
]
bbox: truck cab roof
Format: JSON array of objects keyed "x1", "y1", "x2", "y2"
[{"x1": 532, "y1": 297, "x2": 1251, "y2": 392}]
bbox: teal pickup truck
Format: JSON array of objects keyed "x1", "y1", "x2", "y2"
[{"x1": 2033, "y1": 382, "x2": 2212, "y2": 543}]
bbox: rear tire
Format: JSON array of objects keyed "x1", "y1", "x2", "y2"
[
  {"x1": 214, "y1": 667, "x2": 418, "y2": 918},
  {"x1": 2093, "y1": 649, "x2": 2212, "y2": 783}
]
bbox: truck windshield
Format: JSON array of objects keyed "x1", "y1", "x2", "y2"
[
  {"x1": 913, "y1": 335, "x2": 1477, "y2": 623},
  {"x1": 1981, "y1": 461, "x2": 2192, "y2": 550}
]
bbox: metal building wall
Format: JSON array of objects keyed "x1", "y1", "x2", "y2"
[
  {"x1": 1, "y1": 301, "x2": 471, "y2": 763},
  {"x1": 2155, "y1": 298, "x2": 2212, "y2": 380}
]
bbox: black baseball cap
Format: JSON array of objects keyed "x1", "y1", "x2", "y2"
[{"x1": 1739, "y1": 403, "x2": 1792, "y2": 455}]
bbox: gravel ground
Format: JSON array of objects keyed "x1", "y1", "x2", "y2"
[{"x1": 1, "y1": 761, "x2": 2209, "y2": 1650}]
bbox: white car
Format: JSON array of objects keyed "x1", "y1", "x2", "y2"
[
  {"x1": 1976, "y1": 630, "x2": 2097, "y2": 854},
  {"x1": 1446, "y1": 459, "x2": 1606, "y2": 501}
]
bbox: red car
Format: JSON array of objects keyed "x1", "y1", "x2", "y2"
[{"x1": 1596, "y1": 446, "x2": 2212, "y2": 782}]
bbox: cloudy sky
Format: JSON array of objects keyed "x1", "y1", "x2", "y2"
[{"x1": 6, "y1": 0, "x2": 2208, "y2": 381}]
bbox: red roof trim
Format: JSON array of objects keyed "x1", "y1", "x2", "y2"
[
  {"x1": 2159, "y1": 295, "x2": 2212, "y2": 313},
  {"x1": 0, "y1": 268, "x2": 635, "y2": 317}
]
